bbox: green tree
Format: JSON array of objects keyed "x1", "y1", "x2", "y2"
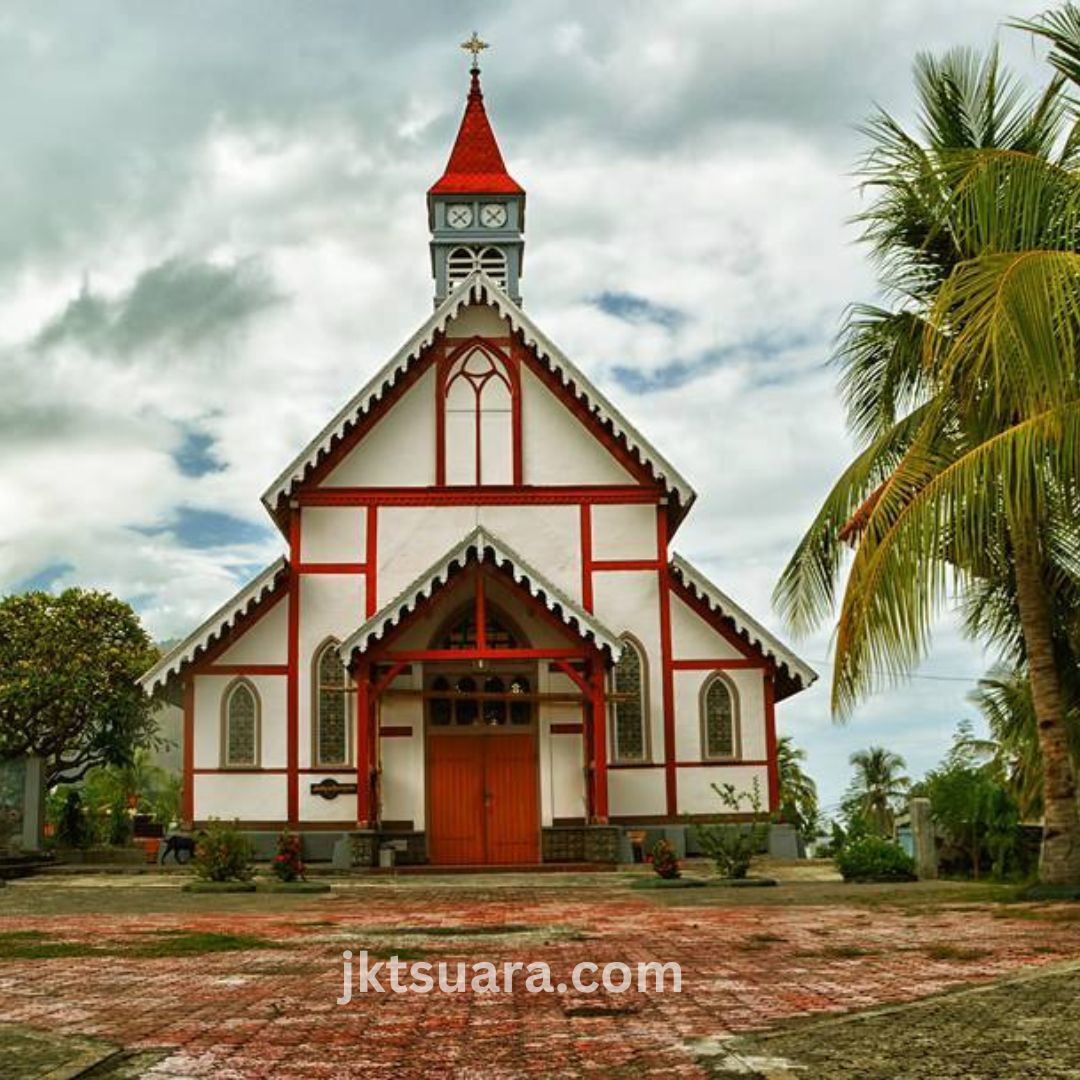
[
  {"x1": 843, "y1": 746, "x2": 911, "y2": 836},
  {"x1": 776, "y1": 736, "x2": 819, "y2": 838},
  {"x1": 0, "y1": 589, "x2": 162, "y2": 786},
  {"x1": 773, "y1": 40, "x2": 1080, "y2": 883}
]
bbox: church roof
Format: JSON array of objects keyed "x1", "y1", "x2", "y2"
[
  {"x1": 339, "y1": 525, "x2": 622, "y2": 662},
  {"x1": 429, "y1": 68, "x2": 523, "y2": 196},
  {"x1": 138, "y1": 557, "x2": 288, "y2": 694},
  {"x1": 668, "y1": 553, "x2": 817, "y2": 700},
  {"x1": 261, "y1": 270, "x2": 697, "y2": 517}
]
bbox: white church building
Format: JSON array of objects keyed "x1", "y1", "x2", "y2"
[{"x1": 141, "y1": 53, "x2": 815, "y2": 866}]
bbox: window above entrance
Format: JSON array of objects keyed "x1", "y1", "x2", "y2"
[{"x1": 429, "y1": 673, "x2": 533, "y2": 728}]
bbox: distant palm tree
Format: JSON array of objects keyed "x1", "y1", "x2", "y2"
[
  {"x1": 845, "y1": 747, "x2": 911, "y2": 836},
  {"x1": 776, "y1": 736, "x2": 819, "y2": 837}
]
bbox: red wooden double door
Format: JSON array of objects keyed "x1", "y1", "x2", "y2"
[{"x1": 427, "y1": 733, "x2": 539, "y2": 865}]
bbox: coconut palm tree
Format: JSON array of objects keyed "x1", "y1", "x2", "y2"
[
  {"x1": 844, "y1": 746, "x2": 911, "y2": 836},
  {"x1": 774, "y1": 43, "x2": 1080, "y2": 883},
  {"x1": 776, "y1": 736, "x2": 819, "y2": 837}
]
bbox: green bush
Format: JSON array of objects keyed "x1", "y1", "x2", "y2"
[
  {"x1": 192, "y1": 820, "x2": 252, "y2": 882},
  {"x1": 836, "y1": 835, "x2": 916, "y2": 882},
  {"x1": 649, "y1": 839, "x2": 681, "y2": 880},
  {"x1": 693, "y1": 779, "x2": 771, "y2": 879}
]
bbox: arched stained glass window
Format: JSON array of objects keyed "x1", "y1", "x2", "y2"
[
  {"x1": 611, "y1": 636, "x2": 647, "y2": 763},
  {"x1": 223, "y1": 680, "x2": 258, "y2": 767},
  {"x1": 315, "y1": 640, "x2": 349, "y2": 766},
  {"x1": 701, "y1": 675, "x2": 739, "y2": 760}
]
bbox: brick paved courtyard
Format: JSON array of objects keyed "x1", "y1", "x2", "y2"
[{"x1": 1, "y1": 872, "x2": 1078, "y2": 1077}]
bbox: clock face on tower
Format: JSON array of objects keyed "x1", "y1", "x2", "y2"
[
  {"x1": 447, "y1": 204, "x2": 473, "y2": 229},
  {"x1": 480, "y1": 203, "x2": 508, "y2": 228}
]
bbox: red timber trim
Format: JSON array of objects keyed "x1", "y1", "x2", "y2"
[
  {"x1": 379, "y1": 725, "x2": 412, "y2": 738},
  {"x1": 384, "y1": 647, "x2": 585, "y2": 662},
  {"x1": 300, "y1": 485, "x2": 661, "y2": 508},
  {"x1": 193, "y1": 767, "x2": 289, "y2": 775},
  {"x1": 671, "y1": 659, "x2": 766, "y2": 671},
  {"x1": 764, "y1": 669, "x2": 779, "y2": 813},
  {"x1": 286, "y1": 512, "x2": 301, "y2": 825},
  {"x1": 656, "y1": 509, "x2": 677, "y2": 816},
  {"x1": 580, "y1": 503, "x2": 594, "y2": 613},
  {"x1": 355, "y1": 667, "x2": 373, "y2": 827},
  {"x1": 295, "y1": 562, "x2": 366, "y2": 575},
  {"x1": 513, "y1": 334, "x2": 665, "y2": 492},
  {"x1": 188, "y1": 586, "x2": 288, "y2": 674},
  {"x1": 206, "y1": 664, "x2": 288, "y2": 676},
  {"x1": 364, "y1": 507, "x2": 378, "y2": 618},
  {"x1": 475, "y1": 573, "x2": 487, "y2": 650},
  {"x1": 668, "y1": 572, "x2": 765, "y2": 663},
  {"x1": 550, "y1": 723, "x2": 583, "y2": 735},
  {"x1": 590, "y1": 657, "x2": 608, "y2": 823},
  {"x1": 609, "y1": 760, "x2": 771, "y2": 770},
  {"x1": 591, "y1": 559, "x2": 663, "y2": 572},
  {"x1": 281, "y1": 333, "x2": 443, "y2": 513},
  {"x1": 435, "y1": 336, "x2": 522, "y2": 487},
  {"x1": 182, "y1": 678, "x2": 195, "y2": 825}
]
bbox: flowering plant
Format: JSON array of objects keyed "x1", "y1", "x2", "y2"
[
  {"x1": 650, "y1": 838, "x2": 681, "y2": 880},
  {"x1": 271, "y1": 829, "x2": 306, "y2": 882}
]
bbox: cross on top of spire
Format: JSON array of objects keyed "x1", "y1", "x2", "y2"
[{"x1": 460, "y1": 31, "x2": 489, "y2": 72}]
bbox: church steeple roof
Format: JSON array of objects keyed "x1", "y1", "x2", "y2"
[{"x1": 429, "y1": 65, "x2": 523, "y2": 196}]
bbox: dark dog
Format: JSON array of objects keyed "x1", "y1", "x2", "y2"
[{"x1": 159, "y1": 833, "x2": 199, "y2": 864}]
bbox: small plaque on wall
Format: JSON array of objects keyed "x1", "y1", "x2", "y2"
[{"x1": 310, "y1": 778, "x2": 358, "y2": 800}]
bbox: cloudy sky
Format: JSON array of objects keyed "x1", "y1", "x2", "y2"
[{"x1": 0, "y1": 1, "x2": 1057, "y2": 812}]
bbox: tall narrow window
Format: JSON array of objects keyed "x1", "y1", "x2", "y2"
[
  {"x1": 701, "y1": 674, "x2": 739, "y2": 760},
  {"x1": 611, "y1": 636, "x2": 648, "y2": 762},
  {"x1": 315, "y1": 640, "x2": 349, "y2": 767},
  {"x1": 443, "y1": 344, "x2": 514, "y2": 485},
  {"x1": 223, "y1": 679, "x2": 259, "y2": 767}
]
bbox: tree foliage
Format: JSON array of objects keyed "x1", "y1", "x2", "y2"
[
  {"x1": 0, "y1": 589, "x2": 161, "y2": 786},
  {"x1": 776, "y1": 735, "x2": 820, "y2": 838},
  {"x1": 842, "y1": 746, "x2": 911, "y2": 836}
]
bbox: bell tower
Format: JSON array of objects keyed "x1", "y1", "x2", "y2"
[{"x1": 428, "y1": 34, "x2": 525, "y2": 306}]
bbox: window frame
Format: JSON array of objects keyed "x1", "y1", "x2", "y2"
[
  {"x1": 609, "y1": 633, "x2": 651, "y2": 764},
  {"x1": 220, "y1": 677, "x2": 261, "y2": 769},
  {"x1": 312, "y1": 637, "x2": 352, "y2": 768},
  {"x1": 699, "y1": 671, "x2": 741, "y2": 762}
]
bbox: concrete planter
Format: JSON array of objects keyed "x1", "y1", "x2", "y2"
[{"x1": 181, "y1": 881, "x2": 256, "y2": 893}]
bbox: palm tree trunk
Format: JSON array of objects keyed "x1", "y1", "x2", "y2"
[{"x1": 1011, "y1": 526, "x2": 1080, "y2": 885}]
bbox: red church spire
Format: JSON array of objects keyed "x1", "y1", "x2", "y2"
[{"x1": 429, "y1": 36, "x2": 523, "y2": 196}]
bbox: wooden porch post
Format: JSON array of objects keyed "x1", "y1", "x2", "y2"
[
  {"x1": 590, "y1": 659, "x2": 608, "y2": 824},
  {"x1": 356, "y1": 671, "x2": 373, "y2": 828}
]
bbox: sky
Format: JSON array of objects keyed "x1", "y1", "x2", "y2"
[{"x1": 0, "y1": 1, "x2": 1057, "y2": 814}]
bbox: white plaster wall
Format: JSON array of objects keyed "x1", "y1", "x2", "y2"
[
  {"x1": 301, "y1": 507, "x2": 367, "y2": 563},
  {"x1": 195, "y1": 774, "x2": 287, "y2": 821},
  {"x1": 673, "y1": 669, "x2": 767, "y2": 761},
  {"x1": 377, "y1": 506, "x2": 476, "y2": 603},
  {"x1": 670, "y1": 593, "x2": 748, "y2": 662},
  {"x1": 520, "y1": 366, "x2": 634, "y2": 486},
  {"x1": 590, "y1": 504, "x2": 658, "y2": 561},
  {"x1": 476, "y1": 504, "x2": 581, "y2": 602},
  {"x1": 321, "y1": 367, "x2": 437, "y2": 487},
  {"x1": 445, "y1": 304, "x2": 512, "y2": 338},
  {"x1": 192, "y1": 673, "x2": 287, "y2": 770},
  {"x1": 298, "y1": 574, "x2": 365, "y2": 772},
  {"x1": 378, "y1": 667, "x2": 424, "y2": 827},
  {"x1": 591, "y1": 570, "x2": 663, "y2": 763},
  {"x1": 298, "y1": 787, "x2": 358, "y2": 822},
  {"x1": 214, "y1": 599, "x2": 289, "y2": 666},
  {"x1": 608, "y1": 768, "x2": 667, "y2": 817},
  {"x1": 677, "y1": 764, "x2": 770, "y2": 815}
]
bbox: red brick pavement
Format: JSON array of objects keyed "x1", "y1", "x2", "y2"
[{"x1": 1, "y1": 885, "x2": 1076, "y2": 1077}]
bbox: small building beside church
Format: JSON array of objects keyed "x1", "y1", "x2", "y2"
[{"x1": 141, "y1": 54, "x2": 815, "y2": 866}]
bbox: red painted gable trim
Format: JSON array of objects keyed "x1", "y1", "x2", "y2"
[
  {"x1": 287, "y1": 513, "x2": 301, "y2": 824},
  {"x1": 656, "y1": 509, "x2": 677, "y2": 816},
  {"x1": 182, "y1": 678, "x2": 194, "y2": 825},
  {"x1": 300, "y1": 485, "x2": 660, "y2": 507}
]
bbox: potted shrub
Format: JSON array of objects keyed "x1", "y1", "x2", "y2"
[
  {"x1": 183, "y1": 819, "x2": 255, "y2": 892},
  {"x1": 650, "y1": 839, "x2": 682, "y2": 880}
]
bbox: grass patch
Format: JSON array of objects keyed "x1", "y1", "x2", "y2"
[
  {"x1": 796, "y1": 944, "x2": 879, "y2": 960},
  {"x1": 736, "y1": 933, "x2": 788, "y2": 952},
  {"x1": 1014, "y1": 883, "x2": 1080, "y2": 903},
  {"x1": 629, "y1": 877, "x2": 709, "y2": 890},
  {"x1": 922, "y1": 943, "x2": 991, "y2": 962},
  {"x1": 0, "y1": 928, "x2": 279, "y2": 961}
]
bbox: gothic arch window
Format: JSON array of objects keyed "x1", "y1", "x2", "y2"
[
  {"x1": 221, "y1": 678, "x2": 260, "y2": 768},
  {"x1": 610, "y1": 635, "x2": 648, "y2": 763},
  {"x1": 442, "y1": 341, "x2": 516, "y2": 485},
  {"x1": 447, "y1": 246, "x2": 475, "y2": 289},
  {"x1": 445, "y1": 246, "x2": 507, "y2": 291},
  {"x1": 431, "y1": 600, "x2": 525, "y2": 652},
  {"x1": 314, "y1": 639, "x2": 350, "y2": 767},
  {"x1": 701, "y1": 673, "x2": 740, "y2": 760}
]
